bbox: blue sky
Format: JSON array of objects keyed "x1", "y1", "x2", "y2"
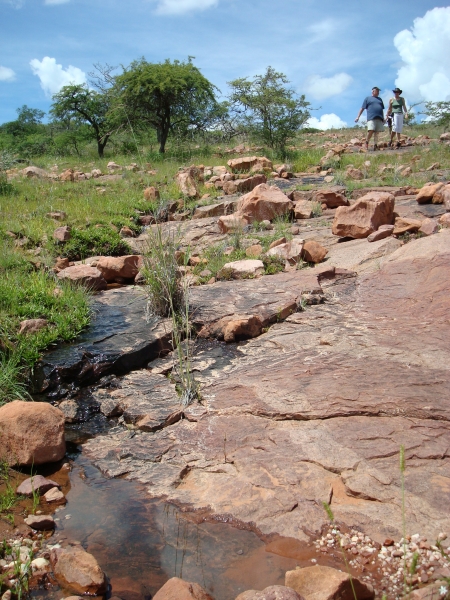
[{"x1": 1, "y1": 0, "x2": 450, "y2": 128}]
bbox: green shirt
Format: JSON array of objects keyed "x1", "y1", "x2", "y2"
[{"x1": 391, "y1": 97, "x2": 405, "y2": 113}]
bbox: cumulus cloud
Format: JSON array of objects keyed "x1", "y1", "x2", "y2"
[
  {"x1": 1, "y1": 0, "x2": 24, "y2": 7},
  {"x1": 304, "y1": 73, "x2": 352, "y2": 100},
  {"x1": 394, "y1": 7, "x2": 450, "y2": 102},
  {"x1": 306, "y1": 113, "x2": 347, "y2": 131},
  {"x1": 30, "y1": 57, "x2": 86, "y2": 96},
  {"x1": 0, "y1": 66, "x2": 16, "y2": 82},
  {"x1": 151, "y1": 0, "x2": 218, "y2": 15}
]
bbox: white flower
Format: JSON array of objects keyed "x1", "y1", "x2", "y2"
[{"x1": 439, "y1": 585, "x2": 448, "y2": 596}]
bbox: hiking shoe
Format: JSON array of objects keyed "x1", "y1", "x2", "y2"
[
  {"x1": 396, "y1": 142, "x2": 401, "y2": 149},
  {"x1": 388, "y1": 141, "x2": 393, "y2": 148},
  {"x1": 373, "y1": 144, "x2": 379, "y2": 151},
  {"x1": 364, "y1": 141, "x2": 368, "y2": 150}
]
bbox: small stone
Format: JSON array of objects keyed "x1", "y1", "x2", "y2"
[{"x1": 24, "y1": 514, "x2": 55, "y2": 530}]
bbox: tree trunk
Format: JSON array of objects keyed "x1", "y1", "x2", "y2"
[{"x1": 159, "y1": 126, "x2": 169, "y2": 153}]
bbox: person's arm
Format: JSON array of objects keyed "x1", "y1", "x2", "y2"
[
  {"x1": 386, "y1": 99, "x2": 393, "y2": 118},
  {"x1": 403, "y1": 98, "x2": 408, "y2": 118},
  {"x1": 355, "y1": 100, "x2": 366, "y2": 122}
]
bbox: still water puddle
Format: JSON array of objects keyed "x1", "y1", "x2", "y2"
[{"x1": 39, "y1": 452, "x2": 303, "y2": 600}]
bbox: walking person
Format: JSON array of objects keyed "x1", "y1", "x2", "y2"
[
  {"x1": 386, "y1": 87, "x2": 408, "y2": 148},
  {"x1": 355, "y1": 86, "x2": 385, "y2": 151}
]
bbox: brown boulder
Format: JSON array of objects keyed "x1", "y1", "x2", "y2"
[
  {"x1": 152, "y1": 577, "x2": 213, "y2": 600},
  {"x1": 367, "y1": 224, "x2": 394, "y2": 242},
  {"x1": 237, "y1": 184, "x2": 293, "y2": 223},
  {"x1": 246, "y1": 244, "x2": 263, "y2": 257},
  {"x1": 217, "y1": 259, "x2": 264, "y2": 279},
  {"x1": 313, "y1": 190, "x2": 349, "y2": 208},
  {"x1": 294, "y1": 201, "x2": 313, "y2": 219},
  {"x1": 236, "y1": 586, "x2": 303, "y2": 600},
  {"x1": 346, "y1": 167, "x2": 364, "y2": 180},
  {"x1": 22, "y1": 166, "x2": 49, "y2": 178},
  {"x1": 222, "y1": 315, "x2": 263, "y2": 342},
  {"x1": 51, "y1": 546, "x2": 106, "y2": 595},
  {"x1": 301, "y1": 241, "x2": 328, "y2": 264},
  {"x1": 96, "y1": 255, "x2": 141, "y2": 282},
  {"x1": 53, "y1": 226, "x2": 71, "y2": 242},
  {"x1": 217, "y1": 214, "x2": 248, "y2": 233},
  {"x1": 24, "y1": 514, "x2": 55, "y2": 530},
  {"x1": 416, "y1": 182, "x2": 444, "y2": 204},
  {"x1": 419, "y1": 218, "x2": 439, "y2": 236},
  {"x1": 120, "y1": 226, "x2": 135, "y2": 237},
  {"x1": 269, "y1": 237, "x2": 286, "y2": 249},
  {"x1": 0, "y1": 401, "x2": 65, "y2": 466},
  {"x1": 432, "y1": 183, "x2": 450, "y2": 206},
  {"x1": 18, "y1": 318, "x2": 48, "y2": 335},
  {"x1": 144, "y1": 186, "x2": 160, "y2": 201},
  {"x1": 57, "y1": 265, "x2": 107, "y2": 291},
  {"x1": 228, "y1": 156, "x2": 263, "y2": 172},
  {"x1": 16, "y1": 475, "x2": 60, "y2": 496},
  {"x1": 439, "y1": 213, "x2": 450, "y2": 227},
  {"x1": 223, "y1": 174, "x2": 266, "y2": 195},
  {"x1": 267, "y1": 240, "x2": 305, "y2": 269},
  {"x1": 332, "y1": 192, "x2": 395, "y2": 239},
  {"x1": 54, "y1": 257, "x2": 70, "y2": 270},
  {"x1": 393, "y1": 217, "x2": 423, "y2": 235},
  {"x1": 285, "y1": 565, "x2": 374, "y2": 600},
  {"x1": 176, "y1": 171, "x2": 199, "y2": 198},
  {"x1": 60, "y1": 169, "x2": 75, "y2": 182}
]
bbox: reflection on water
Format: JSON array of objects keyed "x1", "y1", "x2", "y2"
[{"x1": 43, "y1": 454, "x2": 299, "y2": 600}]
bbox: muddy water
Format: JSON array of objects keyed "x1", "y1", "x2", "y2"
[{"x1": 37, "y1": 448, "x2": 305, "y2": 600}]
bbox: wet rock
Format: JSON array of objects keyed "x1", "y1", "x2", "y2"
[
  {"x1": 17, "y1": 475, "x2": 60, "y2": 497},
  {"x1": 237, "y1": 184, "x2": 293, "y2": 223},
  {"x1": 53, "y1": 226, "x2": 71, "y2": 242},
  {"x1": 217, "y1": 259, "x2": 264, "y2": 279},
  {"x1": 57, "y1": 265, "x2": 107, "y2": 291},
  {"x1": 96, "y1": 255, "x2": 141, "y2": 283},
  {"x1": 367, "y1": 224, "x2": 394, "y2": 242},
  {"x1": 301, "y1": 241, "x2": 328, "y2": 264},
  {"x1": 332, "y1": 192, "x2": 395, "y2": 239},
  {"x1": 18, "y1": 318, "x2": 48, "y2": 335},
  {"x1": 24, "y1": 514, "x2": 55, "y2": 530},
  {"x1": 51, "y1": 546, "x2": 106, "y2": 595},
  {"x1": 285, "y1": 565, "x2": 374, "y2": 600},
  {"x1": 58, "y1": 399, "x2": 81, "y2": 422},
  {"x1": 0, "y1": 401, "x2": 65, "y2": 466},
  {"x1": 43, "y1": 487, "x2": 66, "y2": 503},
  {"x1": 236, "y1": 586, "x2": 304, "y2": 600},
  {"x1": 153, "y1": 577, "x2": 214, "y2": 600}
]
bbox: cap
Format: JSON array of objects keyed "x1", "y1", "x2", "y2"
[
  {"x1": 392, "y1": 87, "x2": 402, "y2": 94},
  {"x1": 372, "y1": 86, "x2": 380, "y2": 91}
]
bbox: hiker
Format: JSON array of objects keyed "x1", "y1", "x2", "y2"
[
  {"x1": 355, "y1": 86, "x2": 385, "y2": 151},
  {"x1": 386, "y1": 87, "x2": 408, "y2": 148}
]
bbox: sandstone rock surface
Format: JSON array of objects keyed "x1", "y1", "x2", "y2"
[
  {"x1": 285, "y1": 565, "x2": 374, "y2": 600},
  {"x1": 96, "y1": 255, "x2": 141, "y2": 282},
  {"x1": 57, "y1": 265, "x2": 107, "y2": 291},
  {"x1": 0, "y1": 401, "x2": 65, "y2": 466},
  {"x1": 152, "y1": 577, "x2": 214, "y2": 600},
  {"x1": 237, "y1": 586, "x2": 303, "y2": 600},
  {"x1": 237, "y1": 184, "x2": 293, "y2": 223},
  {"x1": 51, "y1": 546, "x2": 106, "y2": 595},
  {"x1": 332, "y1": 192, "x2": 394, "y2": 238}
]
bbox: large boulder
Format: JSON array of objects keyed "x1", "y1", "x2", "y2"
[
  {"x1": 57, "y1": 265, "x2": 108, "y2": 291},
  {"x1": 0, "y1": 401, "x2": 65, "y2": 466},
  {"x1": 21, "y1": 166, "x2": 48, "y2": 179},
  {"x1": 237, "y1": 184, "x2": 293, "y2": 223},
  {"x1": 51, "y1": 546, "x2": 107, "y2": 595},
  {"x1": 217, "y1": 259, "x2": 264, "y2": 280},
  {"x1": 416, "y1": 182, "x2": 444, "y2": 204},
  {"x1": 217, "y1": 214, "x2": 249, "y2": 233},
  {"x1": 432, "y1": 184, "x2": 450, "y2": 207},
  {"x1": 313, "y1": 189, "x2": 349, "y2": 208},
  {"x1": 332, "y1": 192, "x2": 395, "y2": 239},
  {"x1": 393, "y1": 217, "x2": 422, "y2": 235},
  {"x1": 152, "y1": 577, "x2": 214, "y2": 600},
  {"x1": 301, "y1": 240, "x2": 328, "y2": 264},
  {"x1": 16, "y1": 475, "x2": 60, "y2": 496},
  {"x1": 223, "y1": 174, "x2": 266, "y2": 195},
  {"x1": 228, "y1": 156, "x2": 271, "y2": 172},
  {"x1": 285, "y1": 565, "x2": 374, "y2": 600},
  {"x1": 95, "y1": 255, "x2": 141, "y2": 283},
  {"x1": 266, "y1": 239, "x2": 305, "y2": 269}
]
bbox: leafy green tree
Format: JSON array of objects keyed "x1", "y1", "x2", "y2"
[
  {"x1": 50, "y1": 84, "x2": 114, "y2": 157},
  {"x1": 114, "y1": 58, "x2": 220, "y2": 153},
  {"x1": 1, "y1": 105, "x2": 45, "y2": 137},
  {"x1": 423, "y1": 101, "x2": 450, "y2": 130},
  {"x1": 228, "y1": 66, "x2": 310, "y2": 154}
]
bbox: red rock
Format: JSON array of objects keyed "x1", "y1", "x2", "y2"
[
  {"x1": 266, "y1": 240, "x2": 305, "y2": 268},
  {"x1": 57, "y1": 265, "x2": 107, "y2": 291},
  {"x1": 285, "y1": 565, "x2": 374, "y2": 600},
  {"x1": 24, "y1": 514, "x2": 55, "y2": 530},
  {"x1": 18, "y1": 318, "x2": 48, "y2": 335},
  {"x1": 237, "y1": 184, "x2": 293, "y2": 223},
  {"x1": 367, "y1": 224, "x2": 394, "y2": 242},
  {"x1": 439, "y1": 213, "x2": 450, "y2": 227},
  {"x1": 432, "y1": 184, "x2": 450, "y2": 206},
  {"x1": 54, "y1": 257, "x2": 70, "y2": 271},
  {"x1": 96, "y1": 255, "x2": 141, "y2": 282},
  {"x1": 419, "y1": 218, "x2": 439, "y2": 236},
  {"x1": 301, "y1": 241, "x2": 328, "y2": 263},
  {"x1": 393, "y1": 217, "x2": 423, "y2": 235},
  {"x1": 269, "y1": 237, "x2": 287, "y2": 249},
  {"x1": 120, "y1": 226, "x2": 135, "y2": 237},
  {"x1": 294, "y1": 201, "x2": 313, "y2": 220},
  {"x1": 313, "y1": 189, "x2": 349, "y2": 208},
  {"x1": 223, "y1": 174, "x2": 266, "y2": 195},
  {"x1": 346, "y1": 167, "x2": 364, "y2": 180},
  {"x1": 332, "y1": 192, "x2": 395, "y2": 239},
  {"x1": 144, "y1": 186, "x2": 160, "y2": 201},
  {"x1": 416, "y1": 182, "x2": 444, "y2": 204},
  {"x1": 236, "y1": 586, "x2": 304, "y2": 600},
  {"x1": 217, "y1": 259, "x2": 264, "y2": 280},
  {"x1": 152, "y1": 577, "x2": 213, "y2": 600},
  {"x1": 176, "y1": 171, "x2": 199, "y2": 198},
  {"x1": 246, "y1": 244, "x2": 263, "y2": 257},
  {"x1": 53, "y1": 226, "x2": 71, "y2": 242},
  {"x1": 0, "y1": 401, "x2": 65, "y2": 466},
  {"x1": 16, "y1": 475, "x2": 60, "y2": 496},
  {"x1": 228, "y1": 156, "x2": 268, "y2": 172},
  {"x1": 60, "y1": 168, "x2": 75, "y2": 182},
  {"x1": 51, "y1": 546, "x2": 106, "y2": 595},
  {"x1": 222, "y1": 315, "x2": 263, "y2": 343},
  {"x1": 217, "y1": 214, "x2": 248, "y2": 233}
]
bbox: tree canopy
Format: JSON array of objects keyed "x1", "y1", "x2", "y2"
[
  {"x1": 228, "y1": 66, "x2": 310, "y2": 154},
  {"x1": 114, "y1": 58, "x2": 220, "y2": 153}
]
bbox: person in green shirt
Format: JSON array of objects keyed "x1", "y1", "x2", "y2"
[{"x1": 386, "y1": 88, "x2": 408, "y2": 148}]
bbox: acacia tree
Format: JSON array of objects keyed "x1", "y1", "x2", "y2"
[
  {"x1": 228, "y1": 66, "x2": 310, "y2": 154},
  {"x1": 423, "y1": 101, "x2": 450, "y2": 130},
  {"x1": 50, "y1": 84, "x2": 114, "y2": 157},
  {"x1": 114, "y1": 58, "x2": 220, "y2": 153}
]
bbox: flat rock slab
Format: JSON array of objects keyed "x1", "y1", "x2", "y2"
[
  {"x1": 34, "y1": 288, "x2": 173, "y2": 393},
  {"x1": 85, "y1": 231, "x2": 450, "y2": 544}
]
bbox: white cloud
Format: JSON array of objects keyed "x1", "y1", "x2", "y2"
[
  {"x1": 306, "y1": 113, "x2": 347, "y2": 130},
  {"x1": 304, "y1": 72, "x2": 352, "y2": 100},
  {"x1": 151, "y1": 0, "x2": 218, "y2": 15},
  {"x1": 30, "y1": 56, "x2": 86, "y2": 96},
  {"x1": 0, "y1": 66, "x2": 16, "y2": 82},
  {"x1": 44, "y1": 0, "x2": 70, "y2": 4},
  {"x1": 394, "y1": 7, "x2": 450, "y2": 102},
  {"x1": 1, "y1": 0, "x2": 24, "y2": 7}
]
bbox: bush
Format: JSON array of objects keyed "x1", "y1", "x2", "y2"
[{"x1": 56, "y1": 226, "x2": 131, "y2": 261}]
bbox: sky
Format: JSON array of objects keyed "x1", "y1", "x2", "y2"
[{"x1": 1, "y1": 0, "x2": 450, "y2": 129}]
